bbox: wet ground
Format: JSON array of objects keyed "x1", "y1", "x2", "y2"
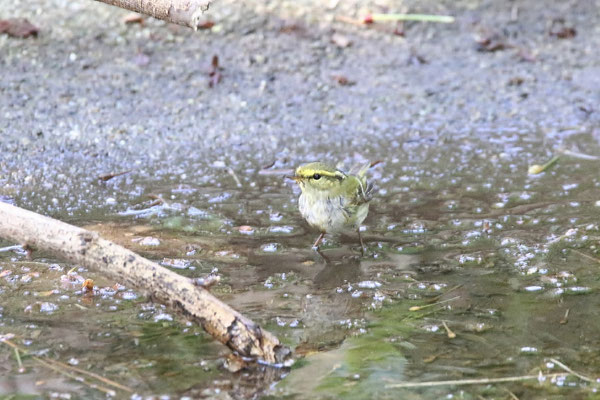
[{"x1": 2, "y1": 0, "x2": 600, "y2": 398}]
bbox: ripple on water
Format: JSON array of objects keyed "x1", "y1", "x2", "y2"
[
  {"x1": 39, "y1": 302, "x2": 59, "y2": 313},
  {"x1": 161, "y1": 258, "x2": 190, "y2": 269},
  {"x1": 268, "y1": 226, "x2": 295, "y2": 234},
  {"x1": 357, "y1": 281, "x2": 382, "y2": 289},
  {"x1": 524, "y1": 285, "x2": 544, "y2": 292},
  {"x1": 261, "y1": 243, "x2": 281, "y2": 253}
]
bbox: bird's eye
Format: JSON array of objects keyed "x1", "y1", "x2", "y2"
[{"x1": 313, "y1": 173, "x2": 321, "y2": 180}]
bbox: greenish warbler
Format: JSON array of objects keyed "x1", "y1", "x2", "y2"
[{"x1": 293, "y1": 162, "x2": 373, "y2": 254}]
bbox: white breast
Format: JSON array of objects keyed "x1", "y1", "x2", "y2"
[{"x1": 298, "y1": 189, "x2": 363, "y2": 233}]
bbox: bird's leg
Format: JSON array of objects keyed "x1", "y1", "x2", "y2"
[
  {"x1": 312, "y1": 232, "x2": 330, "y2": 263},
  {"x1": 312, "y1": 232, "x2": 326, "y2": 250},
  {"x1": 358, "y1": 229, "x2": 366, "y2": 256}
]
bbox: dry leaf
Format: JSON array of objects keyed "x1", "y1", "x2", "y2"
[
  {"x1": 475, "y1": 32, "x2": 510, "y2": 52},
  {"x1": 0, "y1": 270, "x2": 12, "y2": 278},
  {"x1": 278, "y1": 22, "x2": 307, "y2": 36},
  {"x1": 82, "y1": 279, "x2": 94, "y2": 292},
  {"x1": 123, "y1": 13, "x2": 145, "y2": 25},
  {"x1": 549, "y1": 18, "x2": 576, "y2": 39},
  {"x1": 208, "y1": 55, "x2": 223, "y2": 88},
  {"x1": 197, "y1": 21, "x2": 215, "y2": 30},
  {"x1": 0, "y1": 18, "x2": 39, "y2": 38},
  {"x1": 98, "y1": 170, "x2": 131, "y2": 182},
  {"x1": 238, "y1": 225, "x2": 254, "y2": 234},
  {"x1": 193, "y1": 274, "x2": 221, "y2": 289},
  {"x1": 508, "y1": 77, "x2": 524, "y2": 86},
  {"x1": 332, "y1": 75, "x2": 355, "y2": 86}
]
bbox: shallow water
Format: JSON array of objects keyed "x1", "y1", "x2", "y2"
[{"x1": 2, "y1": 126, "x2": 600, "y2": 398}]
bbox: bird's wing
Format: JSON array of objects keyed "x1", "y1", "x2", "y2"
[
  {"x1": 348, "y1": 162, "x2": 371, "y2": 178},
  {"x1": 344, "y1": 162, "x2": 372, "y2": 203},
  {"x1": 347, "y1": 175, "x2": 372, "y2": 206},
  {"x1": 362, "y1": 181, "x2": 374, "y2": 202}
]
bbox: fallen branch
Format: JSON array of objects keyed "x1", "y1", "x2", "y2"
[
  {"x1": 0, "y1": 201, "x2": 291, "y2": 365},
  {"x1": 93, "y1": 0, "x2": 213, "y2": 29}
]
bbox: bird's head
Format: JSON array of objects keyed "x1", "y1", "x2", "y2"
[{"x1": 293, "y1": 162, "x2": 347, "y2": 192}]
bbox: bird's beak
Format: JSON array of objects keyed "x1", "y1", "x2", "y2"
[{"x1": 286, "y1": 175, "x2": 302, "y2": 183}]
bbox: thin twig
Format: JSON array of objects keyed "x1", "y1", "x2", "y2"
[
  {"x1": 98, "y1": 170, "x2": 132, "y2": 182},
  {"x1": 548, "y1": 358, "x2": 595, "y2": 383},
  {"x1": 504, "y1": 388, "x2": 520, "y2": 400},
  {"x1": 227, "y1": 167, "x2": 242, "y2": 188},
  {"x1": 14, "y1": 348, "x2": 24, "y2": 372},
  {"x1": 33, "y1": 356, "x2": 116, "y2": 395},
  {"x1": 442, "y1": 321, "x2": 456, "y2": 339},
  {"x1": 0, "y1": 245, "x2": 23, "y2": 252},
  {"x1": 258, "y1": 168, "x2": 294, "y2": 176},
  {"x1": 559, "y1": 148, "x2": 600, "y2": 161},
  {"x1": 334, "y1": 15, "x2": 364, "y2": 26},
  {"x1": 385, "y1": 373, "x2": 567, "y2": 388},
  {"x1": 409, "y1": 296, "x2": 460, "y2": 311},
  {"x1": 7, "y1": 261, "x2": 52, "y2": 266},
  {"x1": 572, "y1": 249, "x2": 600, "y2": 264},
  {"x1": 547, "y1": 228, "x2": 577, "y2": 245},
  {"x1": 368, "y1": 13, "x2": 455, "y2": 23},
  {"x1": 1, "y1": 339, "x2": 132, "y2": 394},
  {"x1": 44, "y1": 358, "x2": 134, "y2": 393},
  {"x1": 439, "y1": 284, "x2": 463, "y2": 296},
  {"x1": 386, "y1": 359, "x2": 598, "y2": 389}
]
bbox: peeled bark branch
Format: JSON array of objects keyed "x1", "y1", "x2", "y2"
[
  {"x1": 94, "y1": 0, "x2": 213, "y2": 29},
  {"x1": 0, "y1": 201, "x2": 291, "y2": 365}
]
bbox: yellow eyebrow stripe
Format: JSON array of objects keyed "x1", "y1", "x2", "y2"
[{"x1": 299, "y1": 169, "x2": 345, "y2": 179}]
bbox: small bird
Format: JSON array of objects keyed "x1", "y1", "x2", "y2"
[{"x1": 293, "y1": 162, "x2": 373, "y2": 255}]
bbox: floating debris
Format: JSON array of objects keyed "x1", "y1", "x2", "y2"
[
  {"x1": 82, "y1": 279, "x2": 94, "y2": 292},
  {"x1": 238, "y1": 225, "x2": 255, "y2": 235},
  {"x1": 528, "y1": 156, "x2": 560, "y2": 175},
  {"x1": 137, "y1": 237, "x2": 160, "y2": 246},
  {"x1": 160, "y1": 258, "x2": 190, "y2": 269}
]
